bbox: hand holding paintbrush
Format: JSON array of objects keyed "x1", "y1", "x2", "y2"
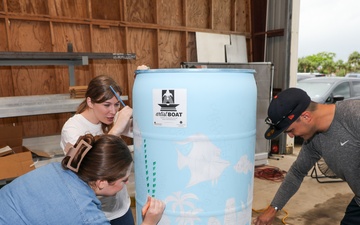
[
  {"x1": 141, "y1": 196, "x2": 165, "y2": 225},
  {"x1": 108, "y1": 86, "x2": 133, "y2": 137}
]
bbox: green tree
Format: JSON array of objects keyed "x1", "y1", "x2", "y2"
[
  {"x1": 298, "y1": 52, "x2": 336, "y2": 73},
  {"x1": 348, "y1": 51, "x2": 360, "y2": 72},
  {"x1": 298, "y1": 57, "x2": 311, "y2": 72}
]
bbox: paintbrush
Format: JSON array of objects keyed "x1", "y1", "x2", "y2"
[{"x1": 109, "y1": 85, "x2": 126, "y2": 107}]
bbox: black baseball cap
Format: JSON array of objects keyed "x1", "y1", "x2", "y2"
[{"x1": 264, "y1": 88, "x2": 311, "y2": 140}]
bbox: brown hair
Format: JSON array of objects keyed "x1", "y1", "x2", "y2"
[
  {"x1": 76, "y1": 75, "x2": 122, "y2": 133},
  {"x1": 307, "y1": 101, "x2": 318, "y2": 111},
  {"x1": 61, "y1": 134, "x2": 133, "y2": 185}
]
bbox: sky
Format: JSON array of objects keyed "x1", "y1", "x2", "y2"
[{"x1": 298, "y1": 0, "x2": 360, "y2": 62}]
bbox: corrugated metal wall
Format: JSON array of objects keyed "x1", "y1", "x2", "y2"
[
  {"x1": 265, "y1": 0, "x2": 296, "y2": 154},
  {"x1": 265, "y1": 0, "x2": 292, "y2": 91}
]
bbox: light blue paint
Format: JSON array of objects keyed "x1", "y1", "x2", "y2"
[{"x1": 133, "y1": 69, "x2": 257, "y2": 225}]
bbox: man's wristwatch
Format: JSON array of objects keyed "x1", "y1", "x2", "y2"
[{"x1": 271, "y1": 205, "x2": 280, "y2": 211}]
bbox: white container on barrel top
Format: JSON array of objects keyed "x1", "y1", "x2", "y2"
[{"x1": 132, "y1": 68, "x2": 257, "y2": 225}]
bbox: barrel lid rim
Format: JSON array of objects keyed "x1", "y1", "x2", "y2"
[{"x1": 135, "y1": 68, "x2": 256, "y2": 74}]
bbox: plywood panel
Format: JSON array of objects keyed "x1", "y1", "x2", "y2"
[
  {"x1": 125, "y1": 0, "x2": 155, "y2": 23},
  {"x1": 7, "y1": 0, "x2": 48, "y2": 15},
  {"x1": 187, "y1": 0, "x2": 209, "y2": 29},
  {"x1": 187, "y1": 32, "x2": 197, "y2": 62},
  {"x1": 91, "y1": 26, "x2": 128, "y2": 95},
  {"x1": 7, "y1": 20, "x2": 62, "y2": 137},
  {"x1": 50, "y1": 0, "x2": 89, "y2": 18},
  {"x1": 52, "y1": 23, "x2": 91, "y2": 52},
  {"x1": 0, "y1": 67, "x2": 13, "y2": 97},
  {"x1": 158, "y1": 0, "x2": 183, "y2": 26},
  {"x1": 52, "y1": 22, "x2": 91, "y2": 92},
  {"x1": 127, "y1": 28, "x2": 157, "y2": 104},
  {"x1": 127, "y1": 28, "x2": 157, "y2": 69},
  {"x1": 0, "y1": 0, "x2": 253, "y2": 138},
  {"x1": 20, "y1": 114, "x2": 64, "y2": 137},
  {"x1": 9, "y1": 20, "x2": 51, "y2": 51},
  {"x1": 91, "y1": 0, "x2": 120, "y2": 20},
  {"x1": 159, "y1": 30, "x2": 184, "y2": 68},
  {"x1": 11, "y1": 67, "x2": 56, "y2": 95},
  {"x1": 8, "y1": 20, "x2": 53, "y2": 94},
  {"x1": 213, "y1": 0, "x2": 232, "y2": 31},
  {"x1": 236, "y1": 0, "x2": 251, "y2": 33},
  {"x1": 0, "y1": 19, "x2": 7, "y2": 51}
]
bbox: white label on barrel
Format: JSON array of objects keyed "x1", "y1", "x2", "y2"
[{"x1": 153, "y1": 89, "x2": 187, "y2": 127}]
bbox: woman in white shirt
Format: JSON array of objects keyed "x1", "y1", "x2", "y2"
[{"x1": 61, "y1": 75, "x2": 134, "y2": 224}]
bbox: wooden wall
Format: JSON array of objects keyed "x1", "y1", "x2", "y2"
[{"x1": 0, "y1": 0, "x2": 252, "y2": 137}]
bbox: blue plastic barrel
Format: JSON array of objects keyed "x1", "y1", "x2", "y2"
[{"x1": 132, "y1": 68, "x2": 257, "y2": 225}]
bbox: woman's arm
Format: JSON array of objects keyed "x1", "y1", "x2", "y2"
[
  {"x1": 141, "y1": 197, "x2": 165, "y2": 225},
  {"x1": 108, "y1": 106, "x2": 133, "y2": 136}
]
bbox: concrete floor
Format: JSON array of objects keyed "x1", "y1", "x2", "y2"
[
  {"x1": 3, "y1": 137, "x2": 352, "y2": 225},
  {"x1": 252, "y1": 145, "x2": 353, "y2": 225},
  {"x1": 19, "y1": 130, "x2": 354, "y2": 224}
]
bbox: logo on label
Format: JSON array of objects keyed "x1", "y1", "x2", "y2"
[
  {"x1": 158, "y1": 90, "x2": 179, "y2": 111},
  {"x1": 153, "y1": 89, "x2": 187, "y2": 127},
  {"x1": 340, "y1": 140, "x2": 349, "y2": 146}
]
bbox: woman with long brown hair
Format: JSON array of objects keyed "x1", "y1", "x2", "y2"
[
  {"x1": 0, "y1": 134, "x2": 165, "y2": 224},
  {"x1": 60, "y1": 75, "x2": 134, "y2": 224}
]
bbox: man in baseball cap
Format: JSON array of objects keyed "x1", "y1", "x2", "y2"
[
  {"x1": 254, "y1": 87, "x2": 360, "y2": 225},
  {"x1": 264, "y1": 88, "x2": 311, "y2": 140}
]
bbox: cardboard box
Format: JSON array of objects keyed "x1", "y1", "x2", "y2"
[{"x1": 0, "y1": 126, "x2": 50, "y2": 180}]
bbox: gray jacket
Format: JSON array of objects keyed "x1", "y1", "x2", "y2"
[{"x1": 271, "y1": 100, "x2": 360, "y2": 209}]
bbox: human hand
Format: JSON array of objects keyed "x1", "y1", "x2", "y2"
[
  {"x1": 108, "y1": 106, "x2": 133, "y2": 136},
  {"x1": 121, "y1": 118, "x2": 133, "y2": 138},
  {"x1": 253, "y1": 206, "x2": 277, "y2": 225},
  {"x1": 141, "y1": 196, "x2": 165, "y2": 225}
]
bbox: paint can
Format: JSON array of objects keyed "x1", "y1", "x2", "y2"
[{"x1": 133, "y1": 68, "x2": 257, "y2": 225}]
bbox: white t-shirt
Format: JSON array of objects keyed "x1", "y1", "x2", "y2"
[{"x1": 60, "y1": 114, "x2": 131, "y2": 220}]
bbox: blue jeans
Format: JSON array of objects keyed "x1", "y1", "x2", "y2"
[
  {"x1": 341, "y1": 197, "x2": 360, "y2": 225},
  {"x1": 110, "y1": 207, "x2": 134, "y2": 225}
]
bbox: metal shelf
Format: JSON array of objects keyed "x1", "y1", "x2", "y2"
[
  {"x1": 0, "y1": 51, "x2": 136, "y2": 86},
  {"x1": 0, "y1": 94, "x2": 128, "y2": 118},
  {"x1": 0, "y1": 51, "x2": 134, "y2": 118}
]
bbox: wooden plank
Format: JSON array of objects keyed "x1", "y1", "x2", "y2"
[
  {"x1": 52, "y1": 22, "x2": 92, "y2": 90},
  {"x1": 158, "y1": 0, "x2": 183, "y2": 26},
  {"x1": 237, "y1": 0, "x2": 251, "y2": 33},
  {"x1": 213, "y1": 0, "x2": 232, "y2": 31},
  {"x1": 126, "y1": 27, "x2": 157, "y2": 107},
  {"x1": 91, "y1": 0, "x2": 120, "y2": 20},
  {"x1": 187, "y1": 32, "x2": 197, "y2": 62},
  {"x1": 127, "y1": 28, "x2": 157, "y2": 69},
  {"x1": 91, "y1": 25, "x2": 129, "y2": 95},
  {"x1": 7, "y1": 0, "x2": 48, "y2": 15},
  {"x1": 0, "y1": 19, "x2": 7, "y2": 51},
  {"x1": 187, "y1": 0, "x2": 209, "y2": 29},
  {"x1": 50, "y1": 0, "x2": 89, "y2": 18},
  {"x1": 159, "y1": 30, "x2": 185, "y2": 68},
  {"x1": 125, "y1": 0, "x2": 155, "y2": 23},
  {"x1": 9, "y1": 20, "x2": 52, "y2": 51}
]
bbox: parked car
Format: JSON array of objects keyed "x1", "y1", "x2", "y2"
[
  {"x1": 297, "y1": 77, "x2": 360, "y2": 104},
  {"x1": 345, "y1": 73, "x2": 360, "y2": 78},
  {"x1": 295, "y1": 77, "x2": 360, "y2": 144},
  {"x1": 297, "y1": 73, "x2": 326, "y2": 82}
]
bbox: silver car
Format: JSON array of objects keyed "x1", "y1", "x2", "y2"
[{"x1": 297, "y1": 77, "x2": 360, "y2": 103}]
